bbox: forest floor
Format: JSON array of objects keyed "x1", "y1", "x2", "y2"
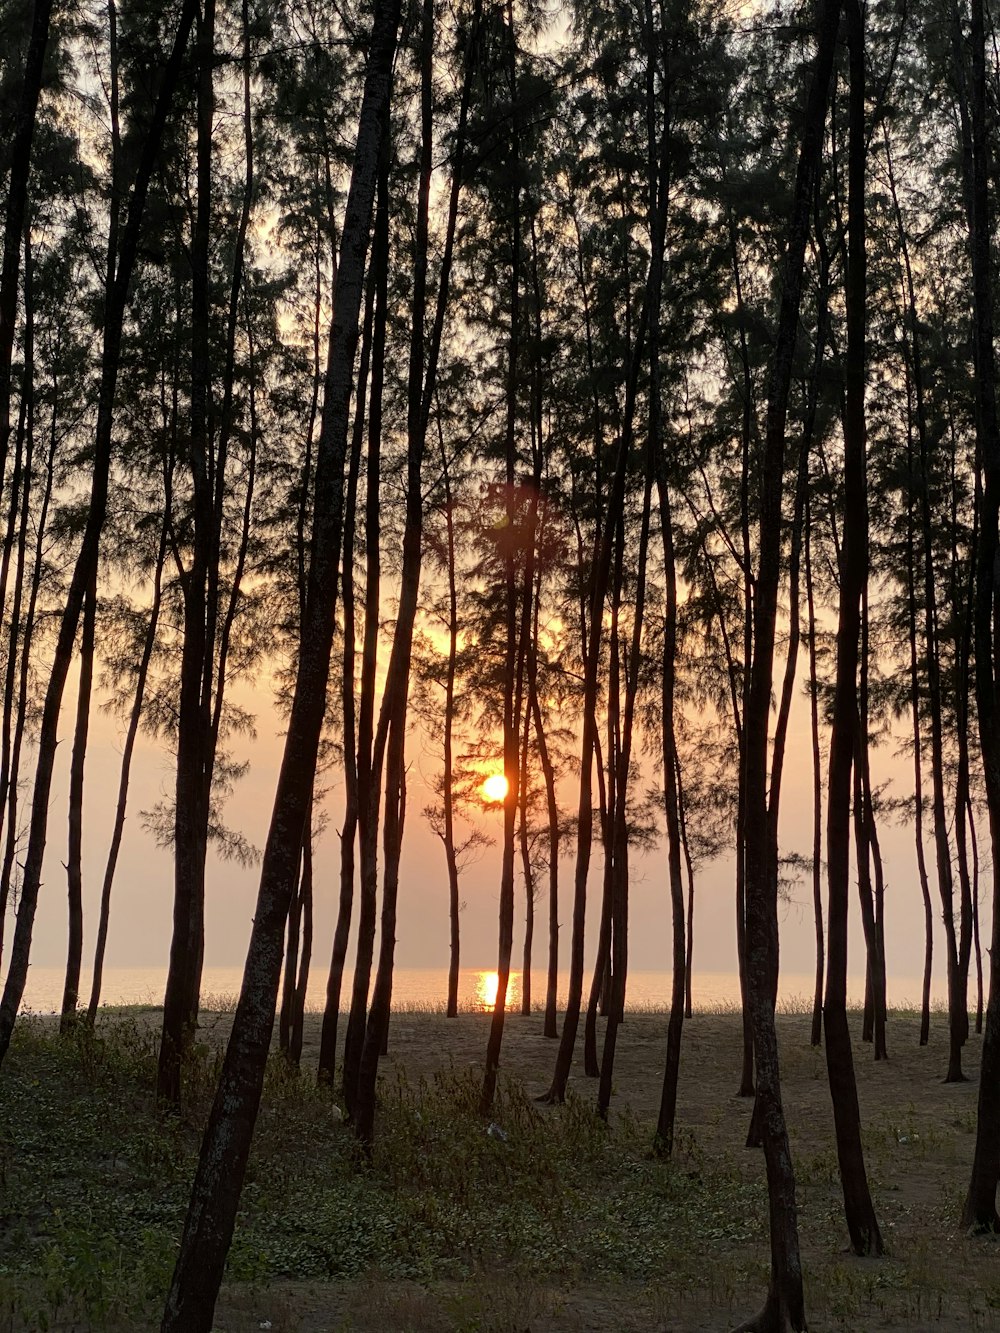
[{"x1": 1, "y1": 1002, "x2": 998, "y2": 1332}]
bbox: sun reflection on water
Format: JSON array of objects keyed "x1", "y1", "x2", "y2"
[{"x1": 475, "y1": 970, "x2": 522, "y2": 1010}]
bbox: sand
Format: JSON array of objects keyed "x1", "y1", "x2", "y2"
[{"x1": 196, "y1": 1004, "x2": 1000, "y2": 1332}]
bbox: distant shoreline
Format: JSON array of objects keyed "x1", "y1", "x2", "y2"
[{"x1": 11, "y1": 963, "x2": 949, "y2": 1017}]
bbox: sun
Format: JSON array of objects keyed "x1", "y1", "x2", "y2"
[{"x1": 481, "y1": 772, "x2": 509, "y2": 803}]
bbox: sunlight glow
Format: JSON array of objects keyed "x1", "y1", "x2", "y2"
[
  {"x1": 481, "y1": 773, "x2": 509, "y2": 803},
  {"x1": 475, "y1": 970, "x2": 523, "y2": 1011}
]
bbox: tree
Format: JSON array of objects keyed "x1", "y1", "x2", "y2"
[
  {"x1": 734, "y1": 0, "x2": 841, "y2": 1326},
  {"x1": 961, "y1": 0, "x2": 1000, "y2": 1233},
  {"x1": 821, "y1": 0, "x2": 882, "y2": 1256},
  {"x1": 0, "y1": 0, "x2": 200, "y2": 1068},
  {"x1": 160, "y1": 0, "x2": 402, "y2": 1324}
]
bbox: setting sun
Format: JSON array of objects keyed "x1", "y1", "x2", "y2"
[{"x1": 481, "y1": 773, "x2": 509, "y2": 803}]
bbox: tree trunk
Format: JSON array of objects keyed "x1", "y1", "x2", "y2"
[
  {"x1": 677, "y1": 756, "x2": 696, "y2": 1020},
  {"x1": 530, "y1": 669, "x2": 559, "y2": 1038},
  {"x1": 0, "y1": 226, "x2": 35, "y2": 963},
  {"x1": 969, "y1": 795, "x2": 983, "y2": 1034},
  {"x1": 585, "y1": 568, "x2": 621, "y2": 1077},
  {"x1": 354, "y1": 0, "x2": 472, "y2": 1142},
  {"x1": 88, "y1": 482, "x2": 171, "y2": 1023},
  {"x1": 316, "y1": 199, "x2": 375, "y2": 1084},
  {"x1": 60, "y1": 566, "x2": 96, "y2": 1032},
  {"x1": 600, "y1": 472, "x2": 652, "y2": 1121},
  {"x1": 481, "y1": 0, "x2": 525, "y2": 1120},
  {"x1": 441, "y1": 444, "x2": 462, "y2": 1018},
  {"x1": 519, "y1": 699, "x2": 534, "y2": 1018},
  {"x1": 290, "y1": 816, "x2": 313, "y2": 1066},
  {"x1": 158, "y1": 0, "x2": 218, "y2": 1103},
  {"x1": 341, "y1": 137, "x2": 389, "y2": 1118},
  {"x1": 733, "y1": 2, "x2": 841, "y2": 1326},
  {"x1": 804, "y1": 497, "x2": 824, "y2": 1048},
  {"x1": 961, "y1": 0, "x2": 1000, "y2": 1234},
  {"x1": 821, "y1": 0, "x2": 883, "y2": 1257},
  {"x1": 0, "y1": 0, "x2": 53, "y2": 485},
  {"x1": 886, "y1": 126, "x2": 934, "y2": 1048},
  {"x1": 159, "y1": 3, "x2": 401, "y2": 1325},
  {"x1": 0, "y1": 0, "x2": 200, "y2": 1068},
  {"x1": 0, "y1": 330, "x2": 52, "y2": 963}
]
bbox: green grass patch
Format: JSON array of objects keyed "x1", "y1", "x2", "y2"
[{"x1": 0, "y1": 1017, "x2": 763, "y2": 1329}]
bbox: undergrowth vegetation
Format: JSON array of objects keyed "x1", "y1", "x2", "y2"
[{"x1": 0, "y1": 1016, "x2": 764, "y2": 1330}]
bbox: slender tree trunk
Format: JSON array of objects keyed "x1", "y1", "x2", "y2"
[
  {"x1": 733, "y1": 4, "x2": 841, "y2": 1327},
  {"x1": 317, "y1": 204, "x2": 376, "y2": 1084},
  {"x1": 441, "y1": 444, "x2": 462, "y2": 1019},
  {"x1": 969, "y1": 796, "x2": 983, "y2": 1034},
  {"x1": 600, "y1": 470, "x2": 652, "y2": 1121},
  {"x1": 529, "y1": 667, "x2": 559, "y2": 1038},
  {"x1": 279, "y1": 841, "x2": 304, "y2": 1056},
  {"x1": 584, "y1": 845, "x2": 614, "y2": 1075},
  {"x1": 0, "y1": 226, "x2": 35, "y2": 954},
  {"x1": 60, "y1": 567, "x2": 96, "y2": 1031},
  {"x1": 821, "y1": 0, "x2": 883, "y2": 1257},
  {"x1": 858, "y1": 689, "x2": 888, "y2": 1059},
  {"x1": 887, "y1": 128, "x2": 934, "y2": 1048},
  {"x1": 805, "y1": 497, "x2": 825, "y2": 1048},
  {"x1": 481, "y1": 0, "x2": 525, "y2": 1119},
  {"x1": 730, "y1": 176, "x2": 757, "y2": 1104},
  {"x1": 341, "y1": 139, "x2": 389, "y2": 1118},
  {"x1": 0, "y1": 385, "x2": 27, "y2": 862},
  {"x1": 290, "y1": 819, "x2": 313, "y2": 1065},
  {"x1": 354, "y1": 0, "x2": 473, "y2": 1141},
  {"x1": 88, "y1": 486, "x2": 171, "y2": 1023},
  {"x1": 961, "y1": 0, "x2": 1000, "y2": 1234},
  {"x1": 0, "y1": 0, "x2": 53, "y2": 485},
  {"x1": 158, "y1": 0, "x2": 218, "y2": 1103},
  {"x1": 519, "y1": 699, "x2": 534, "y2": 1017},
  {"x1": 677, "y1": 755, "x2": 696, "y2": 1020},
  {"x1": 648, "y1": 234, "x2": 685, "y2": 1147},
  {"x1": 585, "y1": 548, "x2": 622, "y2": 1077},
  {"x1": 160, "y1": 4, "x2": 401, "y2": 1324},
  {"x1": 0, "y1": 346, "x2": 52, "y2": 963},
  {"x1": 0, "y1": 0, "x2": 200, "y2": 1068}
]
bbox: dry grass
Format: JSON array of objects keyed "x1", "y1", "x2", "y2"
[{"x1": 3, "y1": 1004, "x2": 999, "y2": 1332}]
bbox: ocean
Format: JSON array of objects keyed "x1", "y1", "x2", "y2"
[{"x1": 12, "y1": 964, "x2": 946, "y2": 1015}]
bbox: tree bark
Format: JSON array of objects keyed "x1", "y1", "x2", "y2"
[
  {"x1": 961, "y1": 0, "x2": 1000, "y2": 1234},
  {"x1": 0, "y1": 0, "x2": 53, "y2": 486},
  {"x1": 734, "y1": 1, "x2": 841, "y2": 1326},
  {"x1": 159, "y1": 3, "x2": 401, "y2": 1324},
  {"x1": 821, "y1": 0, "x2": 883, "y2": 1257},
  {"x1": 88, "y1": 481, "x2": 171, "y2": 1023},
  {"x1": 0, "y1": 0, "x2": 201, "y2": 1068},
  {"x1": 60, "y1": 566, "x2": 97, "y2": 1031},
  {"x1": 886, "y1": 124, "x2": 934, "y2": 1048},
  {"x1": 316, "y1": 235, "x2": 376, "y2": 1083},
  {"x1": 481, "y1": 0, "x2": 525, "y2": 1120},
  {"x1": 341, "y1": 137, "x2": 389, "y2": 1117},
  {"x1": 158, "y1": 0, "x2": 218, "y2": 1103},
  {"x1": 354, "y1": 0, "x2": 473, "y2": 1141}
]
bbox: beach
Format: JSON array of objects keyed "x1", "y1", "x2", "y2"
[{"x1": 193, "y1": 1004, "x2": 991, "y2": 1332}]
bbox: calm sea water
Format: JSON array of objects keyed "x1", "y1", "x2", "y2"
[{"x1": 12, "y1": 964, "x2": 944, "y2": 1015}]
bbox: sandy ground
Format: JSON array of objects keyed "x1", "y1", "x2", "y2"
[{"x1": 188, "y1": 1004, "x2": 1000, "y2": 1332}]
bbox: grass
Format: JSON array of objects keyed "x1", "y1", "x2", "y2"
[
  {"x1": 0, "y1": 1014, "x2": 764, "y2": 1331},
  {"x1": 0, "y1": 1006, "x2": 996, "y2": 1331}
]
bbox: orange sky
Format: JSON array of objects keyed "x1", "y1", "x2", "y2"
[{"x1": 16, "y1": 657, "x2": 938, "y2": 1005}]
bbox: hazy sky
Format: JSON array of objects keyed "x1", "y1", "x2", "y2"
[{"x1": 16, "y1": 650, "x2": 938, "y2": 1003}]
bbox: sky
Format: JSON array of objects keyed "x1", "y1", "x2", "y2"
[{"x1": 15, "y1": 643, "x2": 942, "y2": 1005}]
